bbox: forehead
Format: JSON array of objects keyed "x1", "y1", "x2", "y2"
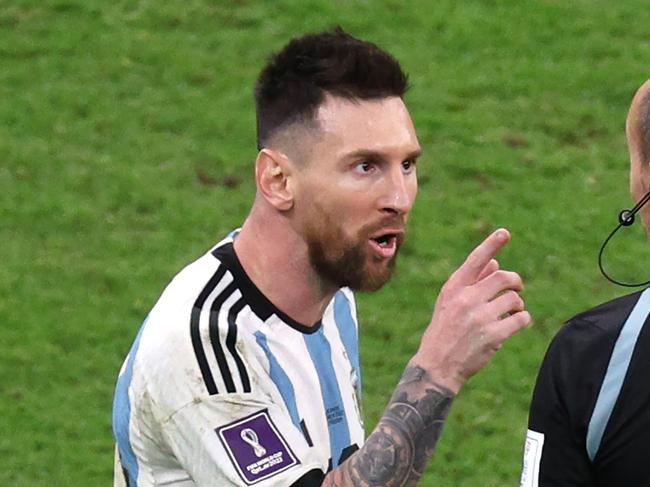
[{"x1": 313, "y1": 95, "x2": 420, "y2": 157}]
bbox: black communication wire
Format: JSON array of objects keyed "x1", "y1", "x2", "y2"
[{"x1": 598, "y1": 190, "x2": 650, "y2": 287}]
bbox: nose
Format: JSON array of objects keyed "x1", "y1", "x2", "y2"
[{"x1": 379, "y1": 165, "x2": 416, "y2": 215}]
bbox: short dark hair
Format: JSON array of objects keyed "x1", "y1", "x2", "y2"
[{"x1": 254, "y1": 28, "x2": 409, "y2": 149}]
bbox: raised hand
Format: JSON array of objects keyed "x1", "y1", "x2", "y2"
[
  {"x1": 324, "y1": 229, "x2": 531, "y2": 487},
  {"x1": 413, "y1": 228, "x2": 531, "y2": 394}
]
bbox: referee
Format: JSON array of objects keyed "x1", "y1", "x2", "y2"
[{"x1": 521, "y1": 79, "x2": 650, "y2": 486}]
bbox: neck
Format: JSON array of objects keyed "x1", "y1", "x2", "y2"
[{"x1": 233, "y1": 203, "x2": 338, "y2": 327}]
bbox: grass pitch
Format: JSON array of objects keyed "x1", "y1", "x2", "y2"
[{"x1": 3, "y1": 1, "x2": 650, "y2": 485}]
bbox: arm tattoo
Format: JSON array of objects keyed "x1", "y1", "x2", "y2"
[{"x1": 324, "y1": 366, "x2": 454, "y2": 487}]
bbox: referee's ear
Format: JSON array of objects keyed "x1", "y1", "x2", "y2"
[{"x1": 255, "y1": 148, "x2": 294, "y2": 211}]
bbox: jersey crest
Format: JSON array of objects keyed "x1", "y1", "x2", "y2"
[{"x1": 217, "y1": 409, "x2": 299, "y2": 485}]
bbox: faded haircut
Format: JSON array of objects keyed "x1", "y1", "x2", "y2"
[{"x1": 254, "y1": 27, "x2": 409, "y2": 150}]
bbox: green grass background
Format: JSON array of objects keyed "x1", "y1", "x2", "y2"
[{"x1": 3, "y1": 0, "x2": 650, "y2": 484}]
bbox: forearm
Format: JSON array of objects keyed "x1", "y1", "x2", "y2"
[{"x1": 323, "y1": 364, "x2": 455, "y2": 487}]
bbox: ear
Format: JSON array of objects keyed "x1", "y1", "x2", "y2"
[{"x1": 255, "y1": 149, "x2": 295, "y2": 211}]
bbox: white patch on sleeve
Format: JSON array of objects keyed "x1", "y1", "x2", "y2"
[{"x1": 520, "y1": 429, "x2": 545, "y2": 487}]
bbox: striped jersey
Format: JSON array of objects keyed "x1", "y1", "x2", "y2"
[
  {"x1": 521, "y1": 288, "x2": 650, "y2": 487},
  {"x1": 112, "y1": 231, "x2": 365, "y2": 486}
]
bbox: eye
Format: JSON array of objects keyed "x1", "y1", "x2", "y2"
[
  {"x1": 402, "y1": 158, "x2": 417, "y2": 173},
  {"x1": 354, "y1": 161, "x2": 375, "y2": 174}
]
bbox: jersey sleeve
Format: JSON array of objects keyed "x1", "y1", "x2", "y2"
[
  {"x1": 160, "y1": 393, "x2": 324, "y2": 486},
  {"x1": 135, "y1": 297, "x2": 328, "y2": 486},
  {"x1": 522, "y1": 319, "x2": 607, "y2": 487}
]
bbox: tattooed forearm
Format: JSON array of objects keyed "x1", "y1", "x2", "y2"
[{"x1": 324, "y1": 365, "x2": 454, "y2": 487}]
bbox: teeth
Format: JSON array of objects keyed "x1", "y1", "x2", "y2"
[
  {"x1": 377, "y1": 237, "x2": 392, "y2": 248},
  {"x1": 372, "y1": 234, "x2": 396, "y2": 249}
]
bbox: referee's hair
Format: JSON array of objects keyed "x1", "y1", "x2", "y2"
[{"x1": 254, "y1": 27, "x2": 409, "y2": 151}]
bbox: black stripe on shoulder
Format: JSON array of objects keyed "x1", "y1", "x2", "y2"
[
  {"x1": 227, "y1": 298, "x2": 251, "y2": 393},
  {"x1": 190, "y1": 265, "x2": 227, "y2": 395},
  {"x1": 209, "y1": 281, "x2": 238, "y2": 393},
  {"x1": 212, "y1": 242, "x2": 322, "y2": 333}
]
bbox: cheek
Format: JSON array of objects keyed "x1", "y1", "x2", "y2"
[
  {"x1": 321, "y1": 183, "x2": 371, "y2": 214},
  {"x1": 632, "y1": 180, "x2": 647, "y2": 206},
  {"x1": 297, "y1": 175, "x2": 379, "y2": 229},
  {"x1": 408, "y1": 178, "x2": 418, "y2": 202},
  {"x1": 630, "y1": 167, "x2": 642, "y2": 200},
  {"x1": 630, "y1": 162, "x2": 650, "y2": 201}
]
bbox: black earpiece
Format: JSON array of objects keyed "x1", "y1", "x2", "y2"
[
  {"x1": 617, "y1": 190, "x2": 650, "y2": 227},
  {"x1": 599, "y1": 189, "x2": 650, "y2": 287},
  {"x1": 618, "y1": 209, "x2": 635, "y2": 226}
]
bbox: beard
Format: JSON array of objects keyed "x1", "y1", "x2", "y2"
[{"x1": 303, "y1": 205, "x2": 405, "y2": 292}]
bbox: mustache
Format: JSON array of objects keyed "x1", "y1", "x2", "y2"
[{"x1": 360, "y1": 215, "x2": 407, "y2": 235}]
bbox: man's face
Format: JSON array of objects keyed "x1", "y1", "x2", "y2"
[{"x1": 290, "y1": 95, "x2": 420, "y2": 291}]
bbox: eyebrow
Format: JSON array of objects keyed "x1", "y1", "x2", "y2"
[{"x1": 344, "y1": 148, "x2": 423, "y2": 161}]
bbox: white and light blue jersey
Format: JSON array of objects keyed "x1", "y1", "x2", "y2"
[{"x1": 112, "y1": 231, "x2": 364, "y2": 486}]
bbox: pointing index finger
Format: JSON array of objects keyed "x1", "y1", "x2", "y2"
[{"x1": 453, "y1": 228, "x2": 511, "y2": 286}]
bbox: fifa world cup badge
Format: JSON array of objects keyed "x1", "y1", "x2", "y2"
[{"x1": 217, "y1": 409, "x2": 299, "y2": 485}]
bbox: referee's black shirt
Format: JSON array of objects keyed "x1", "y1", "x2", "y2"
[{"x1": 527, "y1": 289, "x2": 650, "y2": 486}]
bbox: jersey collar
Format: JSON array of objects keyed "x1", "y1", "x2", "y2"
[{"x1": 212, "y1": 242, "x2": 323, "y2": 334}]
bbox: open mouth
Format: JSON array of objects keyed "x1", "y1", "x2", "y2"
[
  {"x1": 369, "y1": 233, "x2": 398, "y2": 258},
  {"x1": 373, "y1": 234, "x2": 395, "y2": 247}
]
